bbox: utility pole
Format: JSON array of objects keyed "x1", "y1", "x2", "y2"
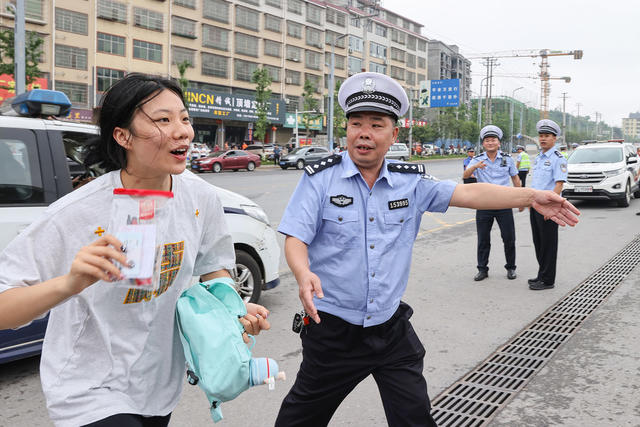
[
  {"x1": 482, "y1": 58, "x2": 499, "y2": 123},
  {"x1": 510, "y1": 87, "x2": 523, "y2": 153},
  {"x1": 14, "y1": 0, "x2": 26, "y2": 95},
  {"x1": 560, "y1": 92, "x2": 568, "y2": 147},
  {"x1": 327, "y1": 33, "x2": 348, "y2": 151},
  {"x1": 575, "y1": 102, "x2": 582, "y2": 134}
]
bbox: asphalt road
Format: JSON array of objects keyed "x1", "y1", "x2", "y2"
[{"x1": 2, "y1": 158, "x2": 639, "y2": 426}]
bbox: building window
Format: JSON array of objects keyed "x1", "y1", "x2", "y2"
[
  {"x1": 418, "y1": 56, "x2": 426, "y2": 69},
  {"x1": 286, "y1": 45, "x2": 302, "y2": 62},
  {"x1": 235, "y1": 32, "x2": 259, "y2": 57},
  {"x1": 287, "y1": 21, "x2": 302, "y2": 38},
  {"x1": 391, "y1": 29, "x2": 406, "y2": 45},
  {"x1": 369, "y1": 62, "x2": 386, "y2": 74},
  {"x1": 202, "y1": 52, "x2": 228, "y2": 77},
  {"x1": 348, "y1": 56, "x2": 362, "y2": 74},
  {"x1": 172, "y1": 16, "x2": 197, "y2": 38},
  {"x1": 406, "y1": 71, "x2": 415, "y2": 85},
  {"x1": 418, "y1": 73, "x2": 425, "y2": 83},
  {"x1": 55, "y1": 81, "x2": 88, "y2": 105},
  {"x1": 236, "y1": 6, "x2": 259, "y2": 31},
  {"x1": 265, "y1": 14, "x2": 281, "y2": 32},
  {"x1": 97, "y1": 33, "x2": 125, "y2": 56},
  {"x1": 391, "y1": 66, "x2": 404, "y2": 80},
  {"x1": 174, "y1": 0, "x2": 196, "y2": 9},
  {"x1": 97, "y1": 67, "x2": 124, "y2": 92},
  {"x1": 325, "y1": 31, "x2": 345, "y2": 48},
  {"x1": 285, "y1": 69, "x2": 300, "y2": 85},
  {"x1": 305, "y1": 50, "x2": 321, "y2": 71},
  {"x1": 172, "y1": 46, "x2": 196, "y2": 66},
  {"x1": 265, "y1": 0, "x2": 281, "y2": 7},
  {"x1": 418, "y1": 39, "x2": 427, "y2": 52},
  {"x1": 97, "y1": 0, "x2": 127, "y2": 23},
  {"x1": 407, "y1": 35, "x2": 416, "y2": 51},
  {"x1": 234, "y1": 59, "x2": 259, "y2": 81},
  {"x1": 325, "y1": 52, "x2": 345, "y2": 69},
  {"x1": 25, "y1": 0, "x2": 44, "y2": 20},
  {"x1": 202, "y1": 25, "x2": 228, "y2": 50},
  {"x1": 287, "y1": 0, "x2": 302, "y2": 15},
  {"x1": 237, "y1": 0, "x2": 259, "y2": 5},
  {"x1": 369, "y1": 41, "x2": 386, "y2": 59},
  {"x1": 325, "y1": 8, "x2": 345, "y2": 26},
  {"x1": 264, "y1": 65, "x2": 281, "y2": 82},
  {"x1": 407, "y1": 53, "x2": 416, "y2": 68},
  {"x1": 324, "y1": 74, "x2": 344, "y2": 89},
  {"x1": 305, "y1": 27, "x2": 322, "y2": 49},
  {"x1": 55, "y1": 44, "x2": 87, "y2": 69},
  {"x1": 304, "y1": 73, "x2": 321, "y2": 93},
  {"x1": 55, "y1": 8, "x2": 88, "y2": 35},
  {"x1": 350, "y1": 16, "x2": 360, "y2": 28},
  {"x1": 306, "y1": 3, "x2": 322, "y2": 25},
  {"x1": 133, "y1": 7, "x2": 163, "y2": 31},
  {"x1": 391, "y1": 47, "x2": 405, "y2": 62},
  {"x1": 133, "y1": 40, "x2": 162, "y2": 62},
  {"x1": 264, "y1": 39, "x2": 282, "y2": 58},
  {"x1": 203, "y1": 0, "x2": 229, "y2": 23},
  {"x1": 375, "y1": 23, "x2": 387, "y2": 38},
  {"x1": 348, "y1": 35, "x2": 363, "y2": 53}
]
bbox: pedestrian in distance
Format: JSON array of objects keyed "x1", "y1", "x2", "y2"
[
  {"x1": 463, "y1": 125, "x2": 522, "y2": 282},
  {"x1": 274, "y1": 71, "x2": 580, "y2": 427},
  {"x1": 0, "y1": 73, "x2": 270, "y2": 427},
  {"x1": 516, "y1": 145, "x2": 531, "y2": 187},
  {"x1": 462, "y1": 146, "x2": 478, "y2": 184},
  {"x1": 528, "y1": 119, "x2": 570, "y2": 290},
  {"x1": 273, "y1": 144, "x2": 281, "y2": 164},
  {"x1": 560, "y1": 145, "x2": 569, "y2": 159}
]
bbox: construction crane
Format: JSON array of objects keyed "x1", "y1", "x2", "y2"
[{"x1": 470, "y1": 49, "x2": 583, "y2": 119}]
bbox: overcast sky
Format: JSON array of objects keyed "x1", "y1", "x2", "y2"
[{"x1": 389, "y1": 0, "x2": 640, "y2": 128}]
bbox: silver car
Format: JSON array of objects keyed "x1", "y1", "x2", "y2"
[
  {"x1": 279, "y1": 146, "x2": 331, "y2": 170},
  {"x1": 385, "y1": 143, "x2": 410, "y2": 161}
]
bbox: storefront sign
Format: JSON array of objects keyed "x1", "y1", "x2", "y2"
[
  {"x1": 0, "y1": 74, "x2": 48, "y2": 104},
  {"x1": 184, "y1": 89, "x2": 285, "y2": 124},
  {"x1": 284, "y1": 113, "x2": 323, "y2": 130}
]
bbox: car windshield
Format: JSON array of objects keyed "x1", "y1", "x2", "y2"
[
  {"x1": 568, "y1": 147, "x2": 623, "y2": 164},
  {"x1": 288, "y1": 147, "x2": 305, "y2": 155}
]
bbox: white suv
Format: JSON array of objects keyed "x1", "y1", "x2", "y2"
[{"x1": 562, "y1": 142, "x2": 640, "y2": 207}]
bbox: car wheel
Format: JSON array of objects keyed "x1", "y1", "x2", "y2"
[
  {"x1": 617, "y1": 182, "x2": 631, "y2": 207},
  {"x1": 247, "y1": 161, "x2": 256, "y2": 171},
  {"x1": 296, "y1": 159, "x2": 305, "y2": 170},
  {"x1": 634, "y1": 187, "x2": 640, "y2": 199},
  {"x1": 212, "y1": 163, "x2": 222, "y2": 173},
  {"x1": 234, "y1": 249, "x2": 262, "y2": 304},
  {"x1": 399, "y1": 157, "x2": 405, "y2": 161}
]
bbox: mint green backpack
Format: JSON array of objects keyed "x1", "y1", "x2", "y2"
[{"x1": 175, "y1": 277, "x2": 252, "y2": 422}]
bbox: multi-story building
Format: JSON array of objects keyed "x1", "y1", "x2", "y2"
[
  {"x1": 622, "y1": 113, "x2": 640, "y2": 140},
  {"x1": 0, "y1": 0, "x2": 429, "y2": 145},
  {"x1": 427, "y1": 40, "x2": 471, "y2": 108}
]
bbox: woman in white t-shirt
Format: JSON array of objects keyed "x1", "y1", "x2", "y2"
[{"x1": 0, "y1": 74, "x2": 270, "y2": 427}]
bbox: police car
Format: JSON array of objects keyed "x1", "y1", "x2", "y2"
[{"x1": 0, "y1": 90, "x2": 280, "y2": 363}]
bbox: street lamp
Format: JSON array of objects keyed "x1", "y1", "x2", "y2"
[
  {"x1": 327, "y1": 33, "x2": 348, "y2": 152},
  {"x1": 295, "y1": 108, "x2": 319, "y2": 148},
  {"x1": 510, "y1": 86, "x2": 524, "y2": 153}
]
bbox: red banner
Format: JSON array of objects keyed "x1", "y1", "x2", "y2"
[{"x1": 0, "y1": 74, "x2": 49, "y2": 104}]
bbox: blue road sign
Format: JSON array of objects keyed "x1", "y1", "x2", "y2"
[{"x1": 429, "y1": 79, "x2": 460, "y2": 108}]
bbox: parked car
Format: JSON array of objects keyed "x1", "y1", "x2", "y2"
[
  {"x1": 246, "y1": 143, "x2": 276, "y2": 161},
  {"x1": 385, "y1": 143, "x2": 410, "y2": 161},
  {"x1": 279, "y1": 145, "x2": 331, "y2": 170},
  {"x1": 190, "y1": 150, "x2": 261, "y2": 173},
  {"x1": 0, "y1": 90, "x2": 279, "y2": 364}
]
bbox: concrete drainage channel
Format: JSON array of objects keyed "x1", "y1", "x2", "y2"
[{"x1": 430, "y1": 235, "x2": 640, "y2": 427}]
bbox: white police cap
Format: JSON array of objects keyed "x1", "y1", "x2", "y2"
[
  {"x1": 516, "y1": 145, "x2": 525, "y2": 150},
  {"x1": 536, "y1": 119, "x2": 561, "y2": 136},
  {"x1": 480, "y1": 125, "x2": 503, "y2": 141},
  {"x1": 338, "y1": 72, "x2": 408, "y2": 120}
]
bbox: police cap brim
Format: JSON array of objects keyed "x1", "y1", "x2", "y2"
[{"x1": 346, "y1": 106, "x2": 398, "y2": 121}]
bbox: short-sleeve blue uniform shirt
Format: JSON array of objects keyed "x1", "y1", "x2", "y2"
[
  {"x1": 468, "y1": 151, "x2": 518, "y2": 186},
  {"x1": 278, "y1": 152, "x2": 457, "y2": 327},
  {"x1": 530, "y1": 149, "x2": 568, "y2": 190}
]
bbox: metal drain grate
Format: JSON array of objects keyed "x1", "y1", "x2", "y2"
[{"x1": 431, "y1": 235, "x2": 640, "y2": 426}]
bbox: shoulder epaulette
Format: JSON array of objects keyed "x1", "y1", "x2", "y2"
[
  {"x1": 387, "y1": 162, "x2": 425, "y2": 174},
  {"x1": 554, "y1": 151, "x2": 563, "y2": 158},
  {"x1": 500, "y1": 151, "x2": 510, "y2": 156},
  {"x1": 473, "y1": 153, "x2": 484, "y2": 159},
  {"x1": 304, "y1": 154, "x2": 342, "y2": 176}
]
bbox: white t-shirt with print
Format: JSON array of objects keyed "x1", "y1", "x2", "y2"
[{"x1": 0, "y1": 170, "x2": 235, "y2": 427}]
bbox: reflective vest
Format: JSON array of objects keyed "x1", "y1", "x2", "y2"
[
  {"x1": 562, "y1": 151, "x2": 569, "y2": 159},
  {"x1": 518, "y1": 152, "x2": 531, "y2": 170}
]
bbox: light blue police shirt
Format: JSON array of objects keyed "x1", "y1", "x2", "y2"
[
  {"x1": 468, "y1": 151, "x2": 518, "y2": 186},
  {"x1": 278, "y1": 152, "x2": 457, "y2": 327},
  {"x1": 530, "y1": 149, "x2": 568, "y2": 190}
]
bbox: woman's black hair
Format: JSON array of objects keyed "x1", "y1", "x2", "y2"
[{"x1": 84, "y1": 73, "x2": 187, "y2": 172}]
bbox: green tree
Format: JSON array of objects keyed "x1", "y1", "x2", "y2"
[
  {"x1": 0, "y1": 29, "x2": 44, "y2": 90},
  {"x1": 332, "y1": 80, "x2": 347, "y2": 142},
  {"x1": 251, "y1": 67, "x2": 272, "y2": 142},
  {"x1": 302, "y1": 79, "x2": 320, "y2": 136},
  {"x1": 176, "y1": 60, "x2": 191, "y2": 92}
]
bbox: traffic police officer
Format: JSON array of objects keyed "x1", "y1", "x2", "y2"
[
  {"x1": 275, "y1": 72, "x2": 580, "y2": 427},
  {"x1": 529, "y1": 119, "x2": 568, "y2": 290},
  {"x1": 462, "y1": 146, "x2": 477, "y2": 183},
  {"x1": 516, "y1": 145, "x2": 531, "y2": 186},
  {"x1": 463, "y1": 125, "x2": 521, "y2": 281}
]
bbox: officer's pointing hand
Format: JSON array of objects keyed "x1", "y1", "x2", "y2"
[
  {"x1": 531, "y1": 190, "x2": 580, "y2": 226},
  {"x1": 297, "y1": 270, "x2": 323, "y2": 324},
  {"x1": 475, "y1": 161, "x2": 486, "y2": 169}
]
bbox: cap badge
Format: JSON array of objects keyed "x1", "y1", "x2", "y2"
[{"x1": 362, "y1": 78, "x2": 375, "y2": 94}]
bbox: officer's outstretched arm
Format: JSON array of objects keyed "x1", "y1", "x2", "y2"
[{"x1": 284, "y1": 236, "x2": 324, "y2": 324}]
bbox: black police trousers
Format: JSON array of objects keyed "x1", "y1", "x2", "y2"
[
  {"x1": 476, "y1": 209, "x2": 516, "y2": 272},
  {"x1": 274, "y1": 302, "x2": 437, "y2": 427},
  {"x1": 530, "y1": 208, "x2": 559, "y2": 284},
  {"x1": 518, "y1": 170, "x2": 529, "y2": 187}
]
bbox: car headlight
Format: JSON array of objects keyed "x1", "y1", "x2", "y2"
[
  {"x1": 603, "y1": 168, "x2": 626, "y2": 177},
  {"x1": 241, "y1": 204, "x2": 270, "y2": 225}
]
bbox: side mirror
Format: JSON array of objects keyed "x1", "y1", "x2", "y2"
[{"x1": 627, "y1": 157, "x2": 638, "y2": 164}]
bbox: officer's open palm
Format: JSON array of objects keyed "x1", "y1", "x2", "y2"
[
  {"x1": 531, "y1": 191, "x2": 580, "y2": 226},
  {"x1": 475, "y1": 161, "x2": 487, "y2": 169},
  {"x1": 297, "y1": 270, "x2": 323, "y2": 324}
]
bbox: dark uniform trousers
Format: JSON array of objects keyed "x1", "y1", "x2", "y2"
[
  {"x1": 518, "y1": 170, "x2": 528, "y2": 187},
  {"x1": 476, "y1": 209, "x2": 516, "y2": 272},
  {"x1": 275, "y1": 302, "x2": 437, "y2": 427},
  {"x1": 530, "y1": 208, "x2": 559, "y2": 284}
]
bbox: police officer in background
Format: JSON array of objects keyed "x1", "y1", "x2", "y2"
[
  {"x1": 529, "y1": 119, "x2": 569, "y2": 290},
  {"x1": 462, "y1": 146, "x2": 477, "y2": 183},
  {"x1": 516, "y1": 145, "x2": 531, "y2": 187},
  {"x1": 463, "y1": 125, "x2": 521, "y2": 281},
  {"x1": 275, "y1": 72, "x2": 580, "y2": 427}
]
